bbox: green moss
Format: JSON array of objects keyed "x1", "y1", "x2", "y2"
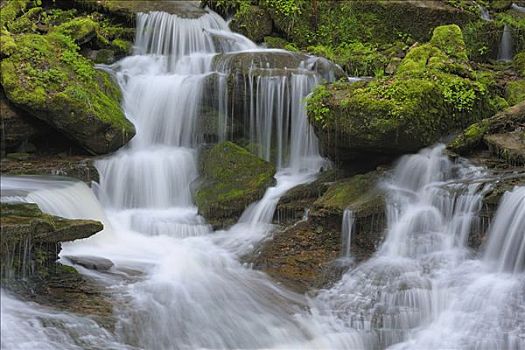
[
  {"x1": 0, "y1": 29, "x2": 17, "y2": 57},
  {"x1": 490, "y1": 1, "x2": 512, "y2": 11},
  {"x1": 429, "y1": 24, "x2": 468, "y2": 61},
  {"x1": 506, "y1": 80, "x2": 525, "y2": 106},
  {"x1": 53, "y1": 17, "x2": 97, "y2": 43},
  {"x1": 111, "y1": 38, "x2": 132, "y2": 54},
  {"x1": 230, "y1": 5, "x2": 272, "y2": 42},
  {"x1": 307, "y1": 42, "x2": 387, "y2": 76},
  {"x1": 195, "y1": 142, "x2": 276, "y2": 224},
  {"x1": 314, "y1": 171, "x2": 384, "y2": 216},
  {"x1": 514, "y1": 51, "x2": 525, "y2": 77},
  {"x1": 0, "y1": 0, "x2": 29, "y2": 29},
  {"x1": 463, "y1": 20, "x2": 500, "y2": 62},
  {"x1": 0, "y1": 31, "x2": 133, "y2": 153},
  {"x1": 264, "y1": 36, "x2": 290, "y2": 49},
  {"x1": 8, "y1": 6, "x2": 42, "y2": 33},
  {"x1": 308, "y1": 25, "x2": 499, "y2": 158}
]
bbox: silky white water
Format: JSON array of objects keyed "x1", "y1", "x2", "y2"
[
  {"x1": 2, "y1": 8, "x2": 525, "y2": 350},
  {"x1": 498, "y1": 24, "x2": 514, "y2": 62}
]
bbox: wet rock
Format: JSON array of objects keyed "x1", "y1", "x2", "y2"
[
  {"x1": 250, "y1": 169, "x2": 387, "y2": 292},
  {"x1": 309, "y1": 25, "x2": 499, "y2": 167},
  {"x1": 311, "y1": 170, "x2": 387, "y2": 260},
  {"x1": 274, "y1": 169, "x2": 343, "y2": 224},
  {"x1": 1, "y1": 155, "x2": 99, "y2": 183},
  {"x1": 0, "y1": 202, "x2": 113, "y2": 324},
  {"x1": 448, "y1": 101, "x2": 525, "y2": 157},
  {"x1": 65, "y1": 255, "x2": 114, "y2": 271},
  {"x1": 485, "y1": 131, "x2": 525, "y2": 166},
  {"x1": 0, "y1": 91, "x2": 54, "y2": 153},
  {"x1": 0, "y1": 32, "x2": 135, "y2": 155},
  {"x1": 247, "y1": 220, "x2": 340, "y2": 293},
  {"x1": 195, "y1": 142, "x2": 276, "y2": 229},
  {"x1": 1, "y1": 203, "x2": 103, "y2": 246}
]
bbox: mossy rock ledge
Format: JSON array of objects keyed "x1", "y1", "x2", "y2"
[
  {"x1": 0, "y1": 32, "x2": 135, "y2": 155},
  {"x1": 307, "y1": 24, "x2": 500, "y2": 166},
  {"x1": 1, "y1": 202, "x2": 103, "y2": 279},
  {"x1": 195, "y1": 142, "x2": 276, "y2": 228},
  {"x1": 448, "y1": 101, "x2": 525, "y2": 162}
]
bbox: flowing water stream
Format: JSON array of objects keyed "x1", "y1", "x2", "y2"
[{"x1": 2, "y1": 8, "x2": 525, "y2": 350}]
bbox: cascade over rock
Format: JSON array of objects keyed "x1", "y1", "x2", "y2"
[{"x1": 2, "y1": 4, "x2": 525, "y2": 350}]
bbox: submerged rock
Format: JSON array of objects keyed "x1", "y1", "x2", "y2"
[{"x1": 195, "y1": 142, "x2": 276, "y2": 228}]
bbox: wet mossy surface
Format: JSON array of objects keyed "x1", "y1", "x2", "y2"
[
  {"x1": 0, "y1": 1, "x2": 135, "y2": 155},
  {"x1": 195, "y1": 142, "x2": 276, "y2": 228},
  {"x1": 448, "y1": 101, "x2": 525, "y2": 158},
  {"x1": 307, "y1": 25, "x2": 501, "y2": 164}
]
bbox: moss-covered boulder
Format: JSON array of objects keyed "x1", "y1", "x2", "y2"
[
  {"x1": 448, "y1": 101, "x2": 525, "y2": 155},
  {"x1": 195, "y1": 142, "x2": 276, "y2": 228},
  {"x1": 308, "y1": 25, "x2": 499, "y2": 165},
  {"x1": 230, "y1": 5, "x2": 272, "y2": 43},
  {"x1": 0, "y1": 32, "x2": 135, "y2": 154}
]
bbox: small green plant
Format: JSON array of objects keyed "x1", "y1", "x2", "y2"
[{"x1": 306, "y1": 85, "x2": 331, "y2": 126}]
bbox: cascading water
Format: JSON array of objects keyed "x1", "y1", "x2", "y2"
[
  {"x1": 484, "y1": 186, "x2": 525, "y2": 274},
  {"x1": 2, "y1": 7, "x2": 525, "y2": 350},
  {"x1": 498, "y1": 24, "x2": 514, "y2": 62},
  {"x1": 313, "y1": 145, "x2": 525, "y2": 350},
  {"x1": 341, "y1": 209, "x2": 354, "y2": 258},
  {"x1": 1, "y1": 8, "x2": 357, "y2": 350}
]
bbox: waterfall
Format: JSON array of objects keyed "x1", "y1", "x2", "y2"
[
  {"x1": 497, "y1": 24, "x2": 514, "y2": 62},
  {"x1": 484, "y1": 186, "x2": 525, "y2": 273},
  {"x1": 3, "y1": 7, "x2": 525, "y2": 350},
  {"x1": 341, "y1": 209, "x2": 354, "y2": 258},
  {"x1": 312, "y1": 145, "x2": 525, "y2": 349}
]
